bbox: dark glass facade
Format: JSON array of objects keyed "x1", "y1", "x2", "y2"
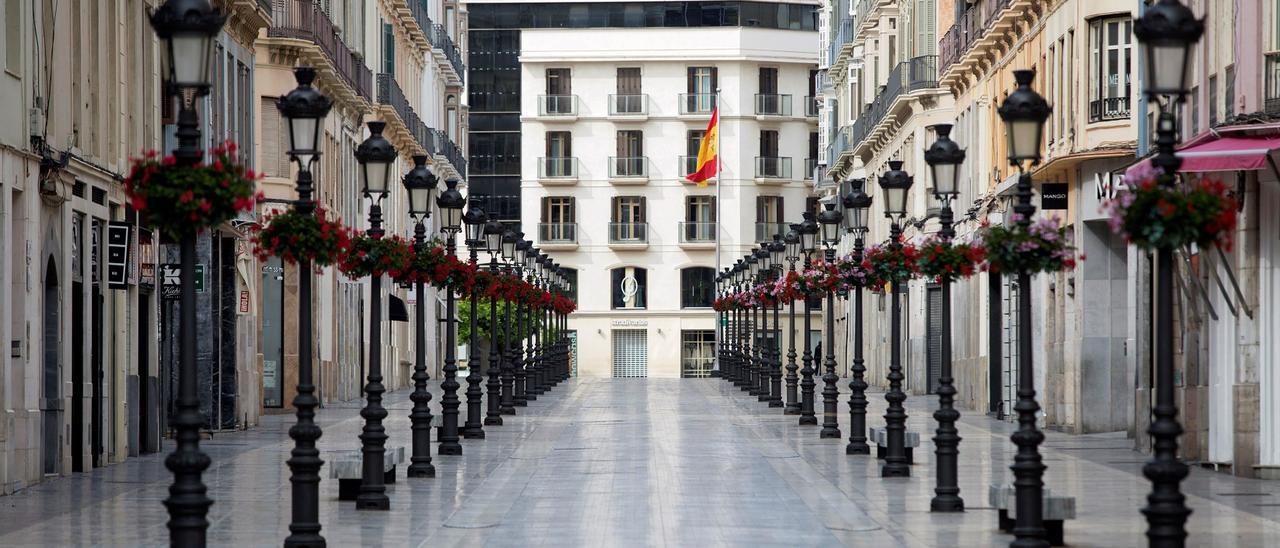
[{"x1": 466, "y1": 2, "x2": 817, "y2": 222}]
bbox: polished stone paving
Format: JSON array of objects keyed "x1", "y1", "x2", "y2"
[{"x1": 1, "y1": 377, "x2": 1279, "y2": 547}]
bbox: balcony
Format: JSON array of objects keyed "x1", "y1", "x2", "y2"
[
  {"x1": 805, "y1": 158, "x2": 819, "y2": 181},
  {"x1": 679, "y1": 155, "x2": 702, "y2": 178},
  {"x1": 268, "y1": 0, "x2": 373, "y2": 104},
  {"x1": 804, "y1": 96, "x2": 820, "y2": 117},
  {"x1": 939, "y1": 0, "x2": 1014, "y2": 82},
  {"x1": 389, "y1": 0, "x2": 430, "y2": 54},
  {"x1": 427, "y1": 21, "x2": 466, "y2": 86},
  {"x1": 1089, "y1": 97, "x2": 1131, "y2": 123},
  {"x1": 754, "y1": 156, "x2": 793, "y2": 183},
  {"x1": 1266, "y1": 53, "x2": 1280, "y2": 115},
  {"x1": 427, "y1": 127, "x2": 467, "y2": 180},
  {"x1": 679, "y1": 93, "x2": 717, "y2": 116},
  {"x1": 755, "y1": 94, "x2": 793, "y2": 118},
  {"x1": 537, "y1": 95, "x2": 578, "y2": 119},
  {"x1": 754, "y1": 222, "x2": 786, "y2": 243},
  {"x1": 538, "y1": 157, "x2": 578, "y2": 184},
  {"x1": 828, "y1": 124, "x2": 852, "y2": 171},
  {"x1": 608, "y1": 157, "x2": 649, "y2": 183},
  {"x1": 609, "y1": 94, "x2": 649, "y2": 118},
  {"x1": 846, "y1": 55, "x2": 939, "y2": 158},
  {"x1": 220, "y1": 0, "x2": 272, "y2": 33},
  {"x1": 608, "y1": 222, "x2": 649, "y2": 248},
  {"x1": 376, "y1": 73, "x2": 431, "y2": 155},
  {"x1": 829, "y1": 11, "x2": 854, "y2": 72},
  {"x1": 678, "y1": 221, "x2": 717, "y2": 248},
  {"x1": 537, "y1": 223, "x2": 578, "y2": 249}
]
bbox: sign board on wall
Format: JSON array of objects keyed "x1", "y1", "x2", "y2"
[
  {"x1": 161, "y1": 263, "x2": 206, "y2": 299},
  {"x1": 1041, "y1": 183, "x2": 1069, "y2": 210},
  {"x1": 106, "y1": 222, "x2": 132, "y2": 289},
  {"x1": 611, "y1": 319, "x2": 647, "y2": 327}
]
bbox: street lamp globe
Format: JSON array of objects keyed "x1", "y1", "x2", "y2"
[
  {"x1": 842, "y1": 179, "x2": 872, "y2": 234},
  {"x1": 277, "y1": 67, "x2": 332, "y2": 170},
  {"x1": 784, "y1": 224, "x2": 802, "y2": 261},
  {"x1": 483, "y1": 220, "x2": 505, "y2": 254},
  {"x1": 1134, "y1": 0, "x2": 1204, "y2": 98},
  {"x1": 756, "y1": 246, "x2": 773, "y2": 274},
  {"x1": 818, "y1": 202, "x2": 843, "y2": 247},
  {"x1": 768, "y1": 235, "x2": 786, "y2": 268},
  {"x1": 463, "y1": 200, "x2": 488, "y2": 244},
  {"x1": 798, "y1": 212, "x2": 819, "y2": 255},
  {"x1": 355, "y1": 121, "x2": 398, "y2": 197},
  {"x1": 878, "y1": 161, "x2": 914, "y2": 221},
  {"x1": 924, "y1": 124, "x2": 965, "y2": 200},
  {"x1": 436, "y1": 178, "x2": 466, "y2": 233},
  {"x1": 150, "y1": 0, "x2": 225, "y2": 92},
  {"x1": 997, "y1": 70, "x2": 1051, "y2": 165},
  {"x1": 501, "y1": 229, "x2": 520, "y2": 261},
  {"x1": 402, "y1": 155, "x2": 437, "y2": 220}
]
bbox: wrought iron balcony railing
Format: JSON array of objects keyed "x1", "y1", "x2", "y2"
[
  {"x1": 376, "y1": 73, "x2": 431, "y2": 152},
  {"x1": 939, "y1": 0, "x2": 1012, "y2": 75},
  {"x1": 269, "y1": 0, "x2": 373, "y2": 101},
  {"x1": 755, "y1": 94, "x2": 793, "y2": 116},
  {"x1": 428, "y1": 127, "x2": 467, "y2": 179},
  {"x1": 848, "y1": 55, "x2": 938, "y2": 152},
  {"x1": 1089, "y1": 97, "x2": 1131, "y2": 122}
]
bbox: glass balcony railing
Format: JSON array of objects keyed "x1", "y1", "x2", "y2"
[
  {"x1": 538, "y1": 223, "x2": 577, "y2": 244},
  {"x1": 804, "y1": 96, "x2": 820, "y2": 117},
  {"x1": 608, "y1": 156, "x2": 649, "y2": 178},
  {"x1": 679, "y1": 93, "x2": 717, "y2": 115},
  {"x1": 678, "y1": 222, "x2": 717, "y2": 243},
  {"x1": 755, "y1": 94, "x2": 793, "y2": 116},
  {"x1": 609, "y1": 94, "x2": 648, "y2": 115},
  {"x1": 755, "y1": 156, "x2": 793, "y2": 179},
  {"x1": 539, "y1": 95, "x2": 578, "y2": 116},
  {"x1": 679, "y1": 155, "x2": 700, "y2": 175},
  {"x1": 805, "y1": 158, "x2": 819, "y2": 180},
  {"x1": 608, "y1": 222, "x2": 649, "y2": 244},
  {"x1": 538, "y1": 157, "x2": 577, "y2": 179}
]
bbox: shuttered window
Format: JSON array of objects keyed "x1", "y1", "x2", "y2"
[
  {"x1": 259, "y1": 97, "x2": 291, "y2": 178},
  {"x1": 616, "y1": 67, "x2": 641, "y2": 94},
  {"x1": 382, "y1": 22, "x2": 395, "y2": 76}
]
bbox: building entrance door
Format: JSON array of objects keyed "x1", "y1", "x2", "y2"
[
  {"x1": 925, "y1": 284, "x2": 943, "y2": 394},
  {"x1": 1208, "y1": 251, "x2": 1236, "y2": 464},
  {"x1": 43, "y1": 258, "x2": 61, "y2": 475},
  {"x1": 612, "y1": 329, "x2": 647, "y2": 378}
]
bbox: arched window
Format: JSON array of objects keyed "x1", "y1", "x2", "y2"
[
  {"x1": 611, "y1": 267, "x2": 647, "y2": 309},
  {"x1": 681, "y1": 267, "x2": 715, "y2": 308}
]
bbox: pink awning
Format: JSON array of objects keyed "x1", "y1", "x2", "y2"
[{"x1": 1125, "y1": 135, "x2": 1280, "y2": 180}]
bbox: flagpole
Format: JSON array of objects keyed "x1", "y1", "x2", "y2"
[{"x1": 713, "y1": 87, "x2": 722, "y2": 374}]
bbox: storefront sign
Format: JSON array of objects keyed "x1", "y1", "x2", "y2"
[
  {"x1": 239, "y1": 290, "x2": 250, "y2": 314},
  {"x1": 139, "y1": 230, "x2": 155, "y2": 289},
  {"x1": 161, "y1": 263, "x2": 206, "y2": 299},
  {"x1": 611, "y1": 319, "x2": 647, "y2": 327},
  {"x1": 1041, "y1": 183, "x2": 1069, "y2": 210},
  {"x1": 106, "y1": 222, "x2": 132, "y2": 289}
]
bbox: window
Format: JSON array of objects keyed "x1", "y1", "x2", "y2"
[
  {"x1": 5, "y1": 0, "x2": 19, "y2": 73},
  {"x1": 1190, "y1": 86, "x2": 1200, "y2": 135},
  {"x1": 681, "y1": 330, "x2": 716, "y2": 378},
  {"x1": 540, "y1": 197, "x2": 575, "y2": 242},
  {"x1": 685, "y1": 129, "x2": 706, "y2": 173},
  {"x1": 760, "y1": 130, "x2": 779, "y2": 157},
  {"x1": 1209, "y1": 75, "x2": 1218, "y2": 127},
  {"x1": 684, "y1": 195, "x2": 716, "y2": 241},
  {"x1": 1224, "y1": 64, "x2": 1235, "y2": 120},
  {"x1": 614, "y1": 67, "x2": 643, "y2": 113},
  {"x1": 259, "y1": 97, "x2": 291, "y2": 178},
  {"x1": 681, "y1": 267, "x2": 715, "y2": 308},
  {"x1": 544, "y1": 68, "x2": 573, "y2": 114},
  {"x1": 1089, "y1": 16, "x2": 1132, "y2": 122},
  {"x1": 382, "y1": 22, "x2": 395, "y2": 76},
  {"x1": 611, "y1": 267, "x2": 647, "y2": 309},
  {"x1": 685, "y1": 66, "x2": 717, "y2": 113},
  {"x1": 611, "y1": 196, "x2": 646, "y2": 242},
  {"x1": 545, "y1": 131, "x2": 572, "y2": 176},
  {"x1": 614, "y1": 130, "x2": 644, "y2": 177}
]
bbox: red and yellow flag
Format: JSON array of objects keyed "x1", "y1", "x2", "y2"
[{"x1": 685, "y1": 108, "x2": 718, "y2": 186}]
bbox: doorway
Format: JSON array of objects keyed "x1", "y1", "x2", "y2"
[
  {"x1": 611, "y1": 329, "x2": 647, "y2": 378},
  {"x1": 42, "y1": 258, "x2": 61, "y2": 475},
  {"x1": 138, "y1": 291, "x2": 155, "y2": 453},
  {"x1": 71, "y1": 278, "x2": 84, "y2": 473},
  {"x1": 925, "y1": 284, "x2": 943, "y2": 394},
  {"x1": 1208, "y1": 252, "x2": 1236, "y2": 464}
]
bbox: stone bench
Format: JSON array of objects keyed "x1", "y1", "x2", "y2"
[
  {"x1": 869, "y1": 427, "x2": 919, "y2": 464},
  {"x1": 988, "y1": 482, "x2": 1075, "y2": 546},
  {"x1": 329, "y1": 446, "x2": 406, "y2": 501}
]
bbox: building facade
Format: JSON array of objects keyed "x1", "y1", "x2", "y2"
[{"x1": 465, "y1": 0, "x2": 822, "y2": 378}]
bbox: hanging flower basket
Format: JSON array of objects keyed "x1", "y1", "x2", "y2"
[
  {"x1": 916, "y1": 237, "x2": 986, "y2": 282},
  {"x1": 861, "y1": 240, "x2": 921, "y2": 290},
  {"x1": 1106, "y1": 166, "x2": 1238, "y2": 251},
  {"x1": 125, "y1": 141, "x2": 260, "y2": 237},
  {"x1": 252, "y1": 205, "x2": 352, "y2": 266},
  {"x1": 339, "y1": 233, "x2": 416, "y2": 279},
  {"x1": 978, "y1": 215, "x2": 1081, "y2": 274},
  {"x1": 831, "y1": 254, "x2": 873, "y2": 290}
]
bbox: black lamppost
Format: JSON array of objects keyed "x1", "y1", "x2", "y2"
[
  {"x1": 483, "y1": 220, "x2": 506, "y2": 426},
  {"x1": 499, "y1": 230, "x2": 520, "y2": 415},
  {"x1": 997, "y1": 69, "x2": 1052, "y2": 547},
  {"x1": 403, "y1": 155, "x2": 438, "y2": 477},
  {"x1": 436, "y1": 179, "x2": 466, "y2": 455},
  {"x1": 797, "y1": 212, "x2": 820, "y2": 426},
  {"x1": 1134, "y1": 3, "x2": 1201, "y2": 545},
  {"x1": 533, "y1": 254, "x2": 553, "y2": 395},
  {"x1": 925, "y1": 124, "x2": 966, "y2": 512},
  {"x1": 783, "y1": 225, "x2": 802, "y2": 415},
  {"x1": 728, "y1": 260, "x2": 744, "y2": 387},
  {"x1": 277, "y1": 66, "x2": 332, "y2": 548},
  {"x1": 512, "y1": 239, "x2": 532, "y2": 407},
  {"x1": 818, "y1": 203, "x2": 843, "y2": 438},
  {"x1": 462, "y1": 201, "x2": 489, "y2": 439},
  {"x1": 878, "y1": 160, "x2": 913, "y2": 478},
  {"x1": 744, "y1": 253, "x2": 760, "y2": 395},
  {"x1": 767, "y1": 236, "x2": 786, "y2": 408},
  {"x1": 354, "y1": 121, "x2": 397, "y2": 511},
  {"x1": 754, "y1": 246, "x2": 773, "y2": 401},
  {"x1": 150, "y1": 1, "x2": 223, "y2": 543},
  {"x1": 842, "y1": 180, "x2": 872, "y2": 455}
]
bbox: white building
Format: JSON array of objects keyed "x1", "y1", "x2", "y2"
[{"x1": 463, "y1": 0, "x2": 822, "y2": 378}]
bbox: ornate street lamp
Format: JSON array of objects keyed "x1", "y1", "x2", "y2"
[
  {"x1": 1135, "y1": 3, "x2": 1202, "y2": 545},
  {"x1": 997, "y1": 69, "x2": 1052, "y2": 547},
  {"x1": 512, "y1": 239, "x2": 533, "y2": 407},
  {"x1": 150, "y1": 1, "x2": 224, "y2": 543},
  {"x1": 483, "y1": 220, "x2": 506, "y2": 426},
  {"x1": 767, "y1": 236, "x2": 786, "y2": 408},
  {"x1": 925, "y1": 123, "x2": 966, "y2": 512},
  {"x1": 353, "y1": 120, "x2": 397, "y2": 511},
  {"x1": 842, "y1": 180, "x2": 872, "y2": 456},
  {"x1": 499, "y1": 230, "x2": 520, "y2": 415},
  {"x1": 817, "y1": 203, "x2": 843, "y2": 439},
  {"x1": 403, "y1": 155, "x2": 438, "y2": 477},
  {"x1": 783, "y1": 225, "x2": 802, "y2": 415},
  {"x1": 277, "y1": 66, "x2": 332, "y2": 548},
  {"x1": 436, "y1": 179, "x2": 466, "y2": 456},
  {"x1": 461, "y1": 201, "x2": 489, "y2": 439},
  {"x1": 753, "y1": 246, "x2": 773, "y2": 401},
  {"x1": 878, "y1": 159, "x2": 914, "y2": 479},
  {"x1": 797, "y1": 212, "x2": 820, "y2": 426}
]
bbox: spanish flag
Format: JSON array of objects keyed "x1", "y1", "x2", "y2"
[{"x1": 685, "y1": 108, "x2": 718, "y2": 186}]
